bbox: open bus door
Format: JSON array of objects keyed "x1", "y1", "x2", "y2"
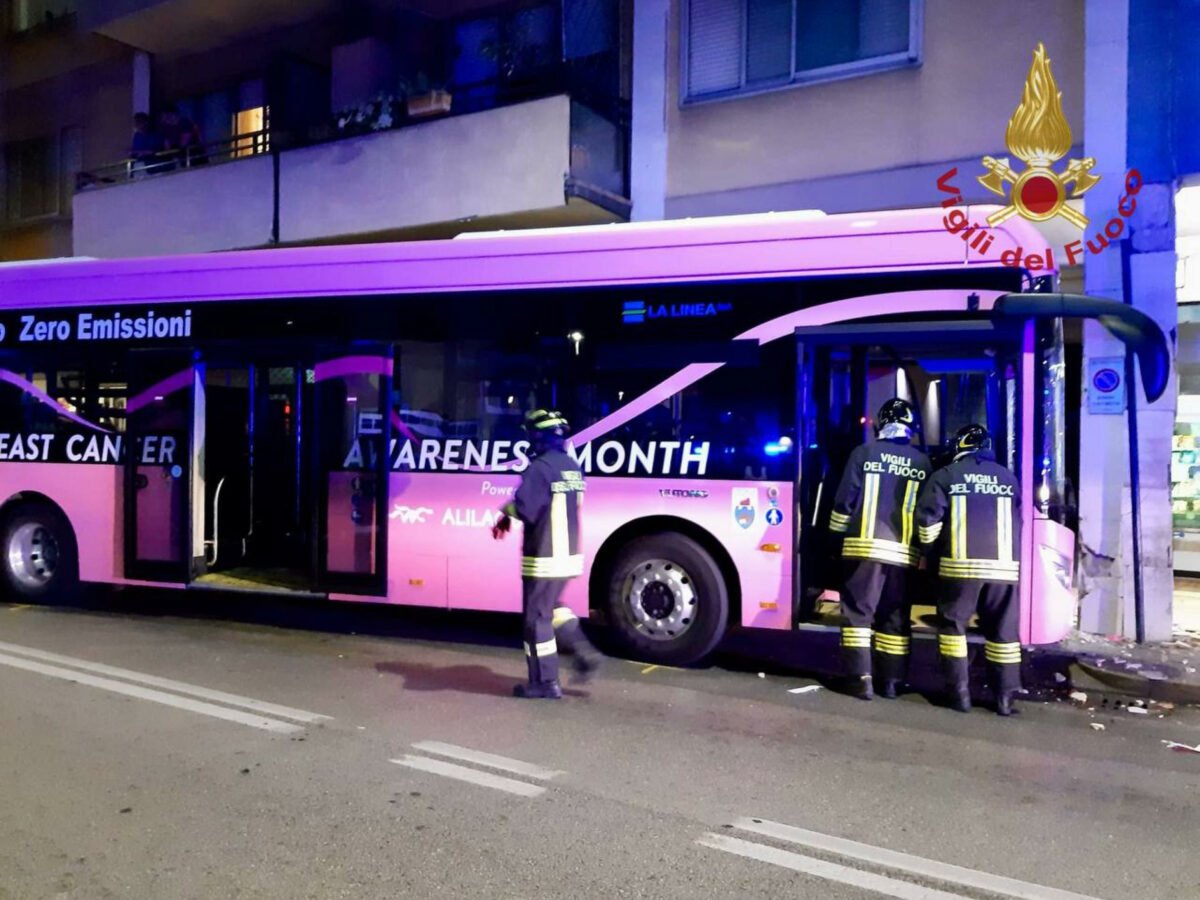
[
  {"x1": 124, "y1": 349, "x2": 198, "y2": 583},
  {"x1": 311, "y1": 344, "x2": 392, "y2": 596},
  {"x1": 186, "y1": 343, "x2": 390, "y2": 597},
  {"x1": 795, "y1": 322, "x2": 1024, "y2": 630}
]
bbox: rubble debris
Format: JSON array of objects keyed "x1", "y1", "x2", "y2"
[
  {"x1": 1068, "y1": 691, "x2": 1088, "y2": 704},
  {"x1": 1054, "y1": 672, "x2": 1067, "y2": 683},
  {"x1": 1090, "y1": 723, "x2": 1106, "y2": 731},
  {"x1": 788, "y1": 685, "x2": 822, "y2": 695},
  {"x1": 1127, "y1": 707, "x2": 1148, "y2": 715},
  {"x1": 757, "y1": 672, "x2": 766, "y2": 678},
  {"x1": 1162, "y1": 740, "x2": 1200, "y2": 754}
]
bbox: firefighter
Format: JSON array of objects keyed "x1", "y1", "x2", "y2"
[
  {"x1": 829, "y1": 398, "x2": 931, "y2": 700},
  {"x1": 916, "y1": 424, "x2": 1022, "y2": 716},
  {"x1": 491, "y1": 409, "x2": 602, "y2": 699}
]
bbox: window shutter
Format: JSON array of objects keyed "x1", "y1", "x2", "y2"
[
  {"x1": 746, "y1": 0, "x2": 792, "y2": 84},
  {"x1": 686, "y1": 0, "x2": 743, "y2": 98},
  {"x1": 858, "y1": 0, "x2": 911, "y2": 58}
]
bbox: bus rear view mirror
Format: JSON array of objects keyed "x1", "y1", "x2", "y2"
[{"x1": 991, "y1": 293, "x2": 1170, "y2": 403}]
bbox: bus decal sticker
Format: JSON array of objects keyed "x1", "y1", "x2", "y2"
[
  {"x1": 344, "y1": 436, "x2": 713, "y2": 477},
  {"x1": 0, "y1": 368, "x2": 111, "y2": 433},
  {"x1": 568, "y1": 289, "x2": 1009, "y2": 449},
  {"x1": 733, "y1": 488, "x2": 758, "y2": 529},
  {"x1": 13, "y1": 309, "x2": 192, "y2": 344},
  {"x1": 312, "y1": 355, "x2": 394, "y2": 382},
  {"x1": 389, "y1": 505, "x2": 434, "y2": 524},
  {"x1": 0, "y1": 431, "x2": 177, "y2": 464},
  {"x1": 126, "y1": 368, "x2": 194, "y2": 414}
]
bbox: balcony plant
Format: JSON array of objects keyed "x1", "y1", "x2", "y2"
[
  {"x1": 335, "y1": 94, "x2": 402, "y2": 136},
  {"x1": 400, "y1": 72, "x2": 452, "y2": 119}
]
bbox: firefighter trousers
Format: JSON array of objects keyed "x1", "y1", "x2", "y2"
[
  {"x1": 521, "y1": 577, "x2": 599, "y2": 686},
  {"x1": 936, "y1": 578, "x2": 1022, "y2": 694},
  {"x1": 839, "y1": 559, "x2": 912, "y2": 682}
]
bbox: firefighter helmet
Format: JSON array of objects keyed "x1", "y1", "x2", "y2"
[
  {"x1": 877, "y1": 398, "x2": 915, "y2": 428},
  {"x1": 523, "y1": 415, "x2": 568, "y2": 441},
  {"x1": 953, "y1": 423, "x2": 991, "y2": 453}
]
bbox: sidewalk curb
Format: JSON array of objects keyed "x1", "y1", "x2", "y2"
[{"x1": 1072, "y1": 659, "x2": 1200, "y2": 706}]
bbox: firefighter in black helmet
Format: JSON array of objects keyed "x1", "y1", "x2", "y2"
[
  {"x1": 829, "y1": 398, "x2": 931, "y2": 700},
  {"x1": 492, "y1": 409, "x2": 603, "y2": 699},
  {"x1": 916, "y1": 424, "x2": 1022, "y2": 716}
]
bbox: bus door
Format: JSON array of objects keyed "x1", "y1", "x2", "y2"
[
  {"x1": 124, "y1": 349, "x2": 198, "y2": 582},
  {"x1": 312, "y1": 344, "x2": 391, "y2": 595},
  {"x1": 194, "y1": 353, "x2": 314, "y2": 592},
  {"x1": 795, "y1": 322, "x2": 1023, "y2": 626}
]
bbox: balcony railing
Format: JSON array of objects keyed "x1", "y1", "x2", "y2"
[
  {"x1": 75, "y1": 129, "x2": 271, "y2": 191},
  {"x1": 75, "y1": 50, "x2": 629, "y2": 210}
]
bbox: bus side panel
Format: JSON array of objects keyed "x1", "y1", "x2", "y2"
[
  {"x1": 382, "y1": 472, "x2": 792, "y2": 631},
  {"x1": 559, "y1": 478, "x2": 793, "y2": 630},
  {"x1": 0, "y1": 462, "x2": 123, "y2": 583}
]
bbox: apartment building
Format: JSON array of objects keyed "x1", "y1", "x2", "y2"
[{"x1": 0, "y1": 0, "x2": 631, "y2": 260}]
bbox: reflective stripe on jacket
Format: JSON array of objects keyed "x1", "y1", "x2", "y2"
[
  {"x1": 504, "y1": 448, "x2": 585, "y2": 580},
  {"x1": 915, "y1": 451, "x2": 1021, "y2": 582},
  {"x1": 829, "y1": 438, "x2": 931, "y2": 568}
]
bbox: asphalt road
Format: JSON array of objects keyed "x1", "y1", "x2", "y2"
[{"x1": 0, "y1": 590, "x2": 1198, "y2": 900}]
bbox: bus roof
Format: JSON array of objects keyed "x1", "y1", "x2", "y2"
[{"x1": 0, "y1": 206, "x2": 1047, "y2": 311}]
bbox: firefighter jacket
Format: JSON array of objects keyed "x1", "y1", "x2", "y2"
[
  {"x1": 829, "y1": 438, "x2": 931, "y2": 567},
  {"x1": 915, "y1": 451, "x2": 1021, "y2": 582},
  {"x1": 503, "y1": 448, "x2": 585, "y2": 579}
]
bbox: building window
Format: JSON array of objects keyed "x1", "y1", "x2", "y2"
[
  {"x1": 3, "y1": 137, "x2": 59, "y2": 223},
  {"x1": 683, "y1": 0, "x2": 921, "y2": 104},
  {"x1": 232, "y1": 106, "x2": 270, "y2": 157},
  {"x1": 11, "y1": 0, "x2": 76, "y2": 31}
]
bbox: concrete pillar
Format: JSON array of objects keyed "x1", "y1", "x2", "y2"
[
  {"x1": 133, "y1": 51, "x2": 151, "y2": 116},
  {"x1": 1078, "y1": 0, "x2": 1176, "y2": 640},
  {"x1": 630, "y1": 0, "x2": 668, "y2": 221}
]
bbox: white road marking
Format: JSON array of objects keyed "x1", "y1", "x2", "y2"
[
  {"x1": 0, "y1": 639, "x2": 329, "y2": 723},
  {"x1": 390, "y1": 755, "x2": 546, "y2": 797},
  {"x1": 698, "y1": 833, "x2": 967, "y2": 900},
  {"x1": 411, "y1": 741, "x2": 563, "y2": 781},
  {"x1": 732, "y1": 818, "x2": 1102, "y2": 900},
  {"x1": 0, "y1": 651, "x2": 302, "y2": 734}
]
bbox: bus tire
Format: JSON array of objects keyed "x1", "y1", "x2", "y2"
[
  {"x1": 0, "y1": 502, "x2": 79, "y2": 604},
  {"x1": 603, "y1": 532, "x2": 729, "y2": 666}
]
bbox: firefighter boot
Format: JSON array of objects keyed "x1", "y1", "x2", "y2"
[
  {"x1": 849, "y1": 675, "x2": 874, "y2": 701},
  {"x1": 995, "y1": 691, "x2": 1017, "y2": 717},
  {"x1": 878, "y1": 679, "x2": 901, "y2": 700},
  {"x1": 948, "y1": 683, "x2": 972, "y2": 713},
  {"x1": 571, "y1": 650, "x2": 602, "y2": 685},
  {"x1": 513, "y1": 681, "x2": 563, "y2": 700}
]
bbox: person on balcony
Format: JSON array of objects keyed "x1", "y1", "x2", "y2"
[
  {"x1": 129, "y1": 113, "x2": 157, "y2": 178},
  {"x1": 157, "y1": 106, "x2": 184, "y2": 171},
  {"x1": 179, "y1": 116, "x2": 208, "y2": 167}
]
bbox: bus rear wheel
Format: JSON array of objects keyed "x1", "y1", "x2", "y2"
[
  {"x1": 0, "y1": 502, "x2": 78, "y2": 604},
  {"x1": 603, "y1": 533, "x2": 729, "y2": 666}
]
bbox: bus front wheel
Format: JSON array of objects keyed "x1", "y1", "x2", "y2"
[
  {"x1": 0, "y1": 502, "x2": 78, "y2": 604},
  {"x1": 603, "y1": 533, "x2": 729, "y2": 666}
]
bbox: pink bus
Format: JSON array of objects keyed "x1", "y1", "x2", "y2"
[{"x1": 0, "y1": 209, "x2": 1167, "y2": 664}]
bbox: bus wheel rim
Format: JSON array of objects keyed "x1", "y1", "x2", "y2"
[
  {"x1": 626, "y1": 558, "x2": 697, "y2": 642},
  {"x1": 7, "y1": 523, "x2": 58, "y2": 588}
]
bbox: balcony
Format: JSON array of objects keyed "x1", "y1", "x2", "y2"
[{"x1": 73, "y1": 93, "x2": 628, "y2": 258}]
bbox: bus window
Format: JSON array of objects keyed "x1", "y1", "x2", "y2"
[
  {"x1": 1036, "y1": 318, "x2": 1072, "y2": 524},
  {"x1": 393, "y1": 334, "x2": 796, "y2": 480}
]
